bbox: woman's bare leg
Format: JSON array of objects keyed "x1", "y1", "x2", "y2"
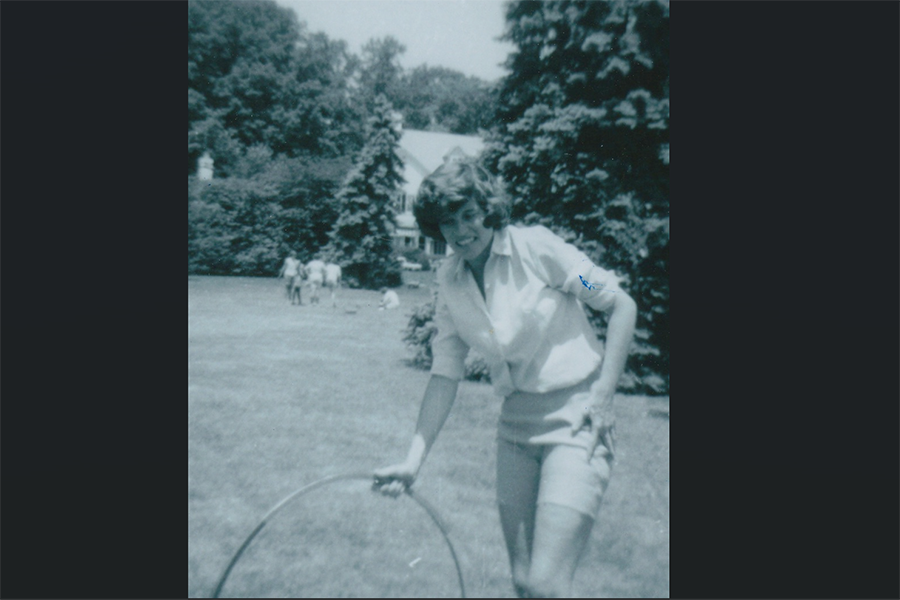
[
  {"x1": 497, "y1": 441, "x2": 540, "y2": 597},
  {"x1": 525, "y1": 503, "x2": 594, "y2": 598}
]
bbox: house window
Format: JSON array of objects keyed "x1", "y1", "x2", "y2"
[
  {"x1": 418, "y1": 237, "x2": 426, "y2": 250},
  {"x1": 432, "y1": 240, "x2": 446, "y2": 255}
]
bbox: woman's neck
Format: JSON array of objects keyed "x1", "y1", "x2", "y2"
[
  {"x1": 465, "y1": 235, "x2": 492, "y2": 275},
  {"x1": 465, "y1": 236, "x2": 493, "y2": 299}
]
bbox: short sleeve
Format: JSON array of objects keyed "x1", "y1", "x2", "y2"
[
  {"x1": 527, "y1": 226, "x2": 623, "y2": 313},
  {"x1": 429, "y1": 289, "x2": 469, "y2": 380}
]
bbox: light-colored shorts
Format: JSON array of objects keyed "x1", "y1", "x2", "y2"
[
  {"x1": 495, "y1": 367, "x2": 613, "y2": 518},
  {"x1": 496, "y1": 434, "x2": 612, "y2": 519}
]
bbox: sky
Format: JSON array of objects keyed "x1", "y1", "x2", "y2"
[{"x1": 273, "y1": 0, "x2": 515, "y2": 82}]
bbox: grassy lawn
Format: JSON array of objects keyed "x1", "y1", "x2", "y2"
[{"x1": 188, "y1": 275, "x2": 669, "y2": 598}]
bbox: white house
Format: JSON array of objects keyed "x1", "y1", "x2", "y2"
[{"x1": 393, "y1": 129, "x2": 484, "y2": 256}]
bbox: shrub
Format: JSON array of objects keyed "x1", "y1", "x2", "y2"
[
  {"x1": 402, "y1": 293, "x2": 438, "y2": 370},
  {"x1": 402, "y1": 291, "x2": 492, "y2": 384}
]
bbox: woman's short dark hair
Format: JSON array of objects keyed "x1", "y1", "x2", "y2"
[{"x1": 413, "y1": 159, "x2": 510, "y2": 242}]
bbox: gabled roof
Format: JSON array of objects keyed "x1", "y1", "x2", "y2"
[{"x1": 397, "y1": 130, "x2": 485, "y2": 196}]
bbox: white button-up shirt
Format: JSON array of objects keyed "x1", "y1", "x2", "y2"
[{"x1": 430, "y1": 225, "x2": 622, "y2": 397}]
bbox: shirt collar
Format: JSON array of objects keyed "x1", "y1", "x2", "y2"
[{"x1": 451, "y1": 227, "x2": 511, "y2": 280}]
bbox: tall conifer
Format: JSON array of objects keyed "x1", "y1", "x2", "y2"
[{"x1": 324, "y1": 95, "x2": 404, "y2": 288}]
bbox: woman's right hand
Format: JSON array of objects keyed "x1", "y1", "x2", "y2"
[{"x1": 372, "y1": 461, "x2": 419, "y2": 498}]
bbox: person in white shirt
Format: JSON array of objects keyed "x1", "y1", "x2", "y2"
[
  {"x1": 305, "y1": 258, "x2": 326, "y2": 305},
  {"x1": 378, "y1": 287, "x2": 400, "y2": 310},
  {"x1": 290, "y1": 265, "x2": 306, "y2": 305},
  {"x1": 374, "y1": 159, "x2": 637, "y2": 599},
  {"x1": 277, "y1": 251, "x2": 301, "y2": 301}
]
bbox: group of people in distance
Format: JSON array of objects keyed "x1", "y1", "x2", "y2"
[
  {"x1": 278, "y1": 252, "x2": 403, "y2": 311},
  {"x1": 277, "y1": 252, "x2": 342, "y2": 307}
]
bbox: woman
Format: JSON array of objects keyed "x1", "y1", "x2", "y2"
[
  {"x1": 305, "y1": 257, "x2": 326, "y2": 305},
  {"x1": 277, "y1": 251, "x2": 301, "y2": 301},
  {"x1": 374, "y1": 159, "x2": 637, "y2": 598}
]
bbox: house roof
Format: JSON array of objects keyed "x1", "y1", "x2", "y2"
[{"x1": 397, "y1": 130, "x2": 485, "y2": 196}]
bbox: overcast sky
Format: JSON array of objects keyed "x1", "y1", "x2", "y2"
[{"x1": 273, "y1": 0, "x2": 515, "y2": 82}]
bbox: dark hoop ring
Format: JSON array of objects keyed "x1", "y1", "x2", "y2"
[{"x1": 211, "y1": 472, "x2": 466, "y2": 598}]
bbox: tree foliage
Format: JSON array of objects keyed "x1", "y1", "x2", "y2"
[
  {"x1": 188, "y1": 151, "x2": 351, "y2": 275},
  {"x1": 188, "y1": 0, "x2": 364, "y2": 176},
  {"x1": 393, "y1": 65, "x2": 500, "y2": 134},
  {"x1": 323, "y1": 95, "x2": 405, "y2": 289},
  {"x1": 483, "y1": 0, "x2": 670, "y2": 394},
  {"x1": 188, "y1": 0, "x2": 498, "y2": 178},
  {"x1": 356, "y1": 36, "x2": 407, "y2": 112},
  {"x1": 188, "y1": 0, "x2": 364, "y2": 275}
]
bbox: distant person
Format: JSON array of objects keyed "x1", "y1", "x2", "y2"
[
  {"x1": 378, "y1": 287, "x2": 400, "y2": 310},
  {"x1": 277, "y1": 251, "x2": 301, "y2": 301},
  {"x1": 324, "y1": 263, "x2": 342, "y2": 307},
  {"x1": 290, "y1": 264, "x2": 306, "y2": 306},
  {"x1": 373, "y1": 159, "x2": 637, "y2": 599},
  {"x1": 306, "y1": 258, "x2": 326, "y2": 305}
]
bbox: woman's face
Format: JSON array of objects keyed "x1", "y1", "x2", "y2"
[{"x1": 438, "y1": 199, "x2": 494, "y2": 263}]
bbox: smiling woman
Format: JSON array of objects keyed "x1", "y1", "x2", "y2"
[
  {"x1": 438, "y1": 201, "x2": 494, "y2": 262},
  {"x1": 413, "y1": 161, "x2": 510, "y2": 244},
  {"x1": 374, "y1": 158, "x2": 638, "y2": 598}
]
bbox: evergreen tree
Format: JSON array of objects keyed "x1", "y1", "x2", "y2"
[
  {"x1": 484, "y1": 0, "x2": 669, "y2": 394},
  {"x1": 324, "y1": 95, "x2": 404, "y2": 289}
]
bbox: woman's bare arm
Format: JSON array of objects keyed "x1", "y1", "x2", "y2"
[{"x1": 374, "y1": 374, "x2": 460, "y2": 495}]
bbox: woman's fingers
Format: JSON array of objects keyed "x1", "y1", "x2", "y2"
[
  {"x1": 372, "y1": 467, "x2": 413, "y2": 498},
  {"x1": 601, "y1": 427, "x2": 615, "y2": 459}
]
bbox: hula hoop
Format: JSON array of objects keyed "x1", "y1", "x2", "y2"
[{"x1": 211, "y1": 472, "x2": 466, "y2": 598}]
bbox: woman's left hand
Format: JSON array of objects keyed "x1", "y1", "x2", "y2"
[{"x1": 570, "y1": 388, "x2": 616, "y2": 461}]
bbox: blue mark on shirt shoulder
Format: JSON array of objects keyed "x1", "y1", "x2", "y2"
[{"x1": 579, "y1": 274, "x2": 612, "y2": 292}]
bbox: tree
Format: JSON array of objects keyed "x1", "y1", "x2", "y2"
[
  {"x1": 484, "y1": 0, "x2": 669, "y2": 394},
  {"x1": 188, "y1": 0, "x2": 366, "y2": 175},
  {"x1": 324, "y1": 95, "x2": 404, "y2": 289},
  {"x1": 356, "y1": 36, "x2": 406, "y2": 114},
  {"x1": 187, "y1": 1, "x2": 367, "y2": 277},
  {"x1": 393, "y1": 65, "x2": 500, "y2": 134},
  {"x1": 188, "y1": 0, "x2": 302, "y2": 173}
]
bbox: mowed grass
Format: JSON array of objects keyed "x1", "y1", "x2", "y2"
[{"x1": 188, "y1": 275, "x2": 669, "y2": 598}]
